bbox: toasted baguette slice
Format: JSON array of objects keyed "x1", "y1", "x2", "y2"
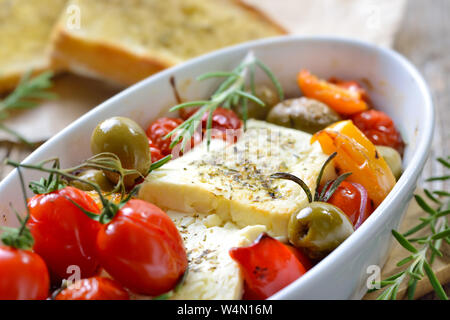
[
  {"x1": 51, "y1": 0, "x2": 286, "y2": 86},
  {"x1": 0, "y1": 0, "x2": 67, "y2": 93}
]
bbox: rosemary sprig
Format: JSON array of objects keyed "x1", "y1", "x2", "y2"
[
  {"x1": 370, "y1": 157, "x2": 450, "y2": 300},
  {"x1": 7, "y1": 153, "x2": 171, "y2": 199},
  {"x1": 0, "y1": 71, "x2": 57, "y2": 145},
  {"x1": 270, "y1": 152, "x2": 352, "y2": 204},
  {"x1": 5, "y1": 154, "x2": 172, "y2": 225},
  {"x1": 165, "y1": 52, "x2": 284, "y2": 152}
]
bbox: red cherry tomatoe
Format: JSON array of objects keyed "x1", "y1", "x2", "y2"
[
  {"x1": 6, "y1": 155, "x2": 185, "y2": 297},
  {"x1": 146, "y1": 117, "x2": 202, "y2": 157},
  {"x1": 0, "y1": 168, "x2": 50, "y2": 300},
  {"x1": 146, "y1": 117, "x2": 184, "y2": 156},
  {"x1": 27, "y1": 186, "x2": 101, "y2": 284},
  {"x1": 96, "y1": 199, "x2": 187, "y2": 296},
  {"x1": 321, "y1": 180, "x2": 373, "y2": 229},
  {"x1": 179, "y1": 107, "x2": 242, "y2": 142},
  {"x1": 0, "y1": 246, "x2": 50, "y2": 300},
  {"x1": 54, "y1": 276, "x2": 129, "y2": 300},
  {"x1": 351, "y1": 109, "x2": 405, "y2": 155},
  {"x1": 8, "y1": 154, "x2": 148, "y2": 287}
]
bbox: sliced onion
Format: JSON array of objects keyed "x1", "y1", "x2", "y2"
[{"x1": 351, "y1": 182, "x2": 372, "y2": 229}]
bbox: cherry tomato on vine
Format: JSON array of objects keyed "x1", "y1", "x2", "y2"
[
  {"x1": 322, "y1": 181, "x2": 373, "y2": 229},
  {"x1": 96, "y1": 199, "x2": 187, "y2": 296},
  {"x1": 229, "y1": 233, "x2": 307, "y2": 300},
  {"x1": 0, "y1": 246, "x2": 49, "y2": 300},
  {"x1": 351, "y1": 110, "x2": 405, "y2": 155},
  {"x1": 27, "y1": 186, "x2": 101, "y2": 284},
  {"x1": 55, "y1": 276, "x2": 129, "y2": 300}
]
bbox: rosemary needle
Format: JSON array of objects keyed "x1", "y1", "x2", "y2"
[
  {"x1": 0, "y1": 71, "x2": 57, "y2": 145},
  {"x1": 164, "y1": 52, "x2": 283, "y2": 152},
  {"x1": 370, "y1": 157, "x2": 450, "y2": 300}
]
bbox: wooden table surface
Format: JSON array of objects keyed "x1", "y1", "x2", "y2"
[
  {"x1": 393, "y1": 0, "x2": 450, "y2": 299},
  {"x1": 0, "y1": 0, "x2": 448, "y2": 299},
  {"x1": 395, "y1": 0, "x2": 450, "y2": 191}
]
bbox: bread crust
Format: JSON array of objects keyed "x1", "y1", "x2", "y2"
[
  {"x1": 0, "y1": 0, "x2": 69, "y2": 93},
  {"x1": 233, "y1": 0, "x2": 288, "y2": 34},
  {"x1": 50, "y1": 0, "x2": 288, "y2": 86},
  {"x1": 51, "y1": 28, "x2": 175, "y2": 86}
]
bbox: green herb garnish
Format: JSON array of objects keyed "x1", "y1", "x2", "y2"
[
  {"x1": 370, "y1": 156, "x2": 450, "y2": 300},
  {"x1": 165, "y1": 52, "x2": 284, "y2": 152},
  {"x1": 271, "y1": 152, "x2": 352, "y2": 203},
  {"x1": 0, "y1": 71, "x2": 57, "y2": 146}
]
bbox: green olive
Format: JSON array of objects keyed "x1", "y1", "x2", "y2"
[
  {"x1": 376, "y1": 145, "x2": 402, "y2": 180},
  {"x1": 233, "y1": 85, "x2": 279, "y2": 119},
  {"x1": 288, "y1": 202, "x2": 354, "y2": 259},
  {"x1": 90, "y1": 116, "x2": 150, "y2": 188},
  {"x1": 266, "y1": 97, "x2": 341, "y2": 134},
  {"x1": 70, "y1": 169, "x2": 114, "y2": 192}
]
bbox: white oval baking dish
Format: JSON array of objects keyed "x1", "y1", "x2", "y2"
[{"x1": 0, "y1": 36, "x2": 434, "y2": 300}]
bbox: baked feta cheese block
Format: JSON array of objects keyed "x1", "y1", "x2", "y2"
[
  {"x1": 169, "y1": 212, "x2": 265, "y2": 300},
  {"x1": 139, "y1": 119, "x2": 332, "y2": 237},
  {"x1": 132, "y1": 211, "x2": 266, "y2": 300}
]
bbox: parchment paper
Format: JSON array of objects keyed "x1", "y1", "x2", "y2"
[{"x1": 244, "y1": 0, "x2": 406, "y2": 47}]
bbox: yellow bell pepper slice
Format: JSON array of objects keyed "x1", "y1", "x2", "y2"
[{"x1": 311, "y1": 120, "x2": 396, "y2": 207}]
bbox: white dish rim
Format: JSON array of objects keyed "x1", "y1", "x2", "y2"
[{"x1": 0, "y1": 35, "x2": 435, "y2": 300}]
